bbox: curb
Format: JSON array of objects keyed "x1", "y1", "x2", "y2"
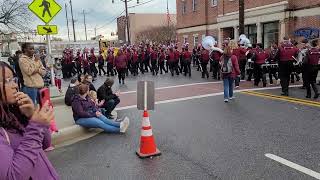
[
  {"x1": 52, "y1": 109, "x2": 118, "y2": 148},
  {"x1": 52, "y1": 125, "x2": 103, "y2": 148},
  {"x1": 51, "y1": 96, "x2": 65, "y2": 106}
]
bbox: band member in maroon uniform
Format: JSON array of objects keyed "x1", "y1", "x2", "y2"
[
  {"x1": 211, "y1": 46, "x2": 222, "y2": 80},
  {"x1": 125, "y1": 48, "x2": 132, "y2": 76},
  {"x1": 246, "y1": 44, "x2": 256, "y2": 81},
  {"x1": 168, "y1": 47, "x2": 178, "y2": 76},
  {"x1": 139, "y1": 47, "x2": 145, "y2": 74},
  {"x1": 115, "y1": 48, "x2": 127, "y2": 84},
  {"x1": 200, "y1": 47, "x2": 210, "y2": 79},
  {"x1": 82, "y1": 49, "x2": 90, "y2": 75},
  {"x1": 182, "y1": 45, "x2": 192, "y2": 77},
  {"x1": 305, "y1": 39, "x2": 320, "y2": 99},
  {"x1": 233, "y1": 44, "x2": 247, "y2": 80},
  {"x1": 158, "y1": 48, "x2": 167, "y2": 74},
  {"x1": 106, "y1": 49, "x2": 115, "y2": 76},
  {"x1": 174, "y1": 46, "x2": 181, "y2": 75},
  {"x1": 267, "y1": 42, "x2": 279, "y2": 84},
  {"x1": 131, "y1": 48, "x2": 139, "y2": 76},
  {"x1": 75, "y1": 50, "x2": 82, "y2": 75},
  {"x1": 98, "y1": 50, "x2": 107, "y2": 76},
  {"x1": 278, "y1": 38, "x2": 299, "y2": 96},
  {"x1": 150, "y1": 46, "x2": 158, "y2": 76},
  {"x1": 253, "y1": 43, "x2": 269, "y2": 87},
  {"x1": 89, "y1": 48, "x2": 98, "y2": 78}
]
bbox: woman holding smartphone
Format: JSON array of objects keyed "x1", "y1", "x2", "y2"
[{"x1": 0, "y1": 62, "x2": 59, "y2": 179}]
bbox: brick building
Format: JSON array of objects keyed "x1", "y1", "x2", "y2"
[{"x1": 176, "y1": 0, "x2": 320, "y2": 49}]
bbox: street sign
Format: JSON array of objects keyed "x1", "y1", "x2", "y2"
[
  {"x1": 137, "y1": 81, "x2": 155, "y2": 110},
  {"x1": 37, "y1": 25, "x2": 58, "y2": 35},
  {"x1": 29, "y1": 0, "x2": 62, "y2": 24}
]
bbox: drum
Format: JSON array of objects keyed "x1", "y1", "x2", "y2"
[
  {"x1": 261, "y1": 64, "x2": 269, "y2": 72},
  {"x1": 246, "y1": 60, "x2": 254, "y2": 70},
  {"x1": 269, "y1": 63, "x2": 278, "y2": 69}
]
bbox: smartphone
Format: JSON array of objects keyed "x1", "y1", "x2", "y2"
[{"x1": 39, "y1": 88, "x2": 51, "y2": 108}]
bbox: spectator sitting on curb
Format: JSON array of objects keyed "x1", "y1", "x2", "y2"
[
  {"x1": 71, "y1": 83, "x2": 129, "y2": 133},
  {"x1": 0, "y1": 61, "x2": 59, "y2": 179},
  {"x1": 97, "y1": 78, "x2": 120, "y2": 119},
  {"x1": 78, "y1": 74, "x2": 85, "y2": 83},
  {"x1": 83, "y1": 74, "x2": 96, "y2": 92},
  {"x1": 65, "y1": 78, "x2": 79, "y2": 106}
]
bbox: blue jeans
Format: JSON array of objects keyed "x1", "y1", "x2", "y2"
[
  {"x1": 223, "y1": 77, "x2": 234, "y2": 99},
  {"x1": 76, "y1": 115, "x2": 120, "y2": 133},
  {"x1": 22, "y1": 86, "x2": 39, "y2": 104}
]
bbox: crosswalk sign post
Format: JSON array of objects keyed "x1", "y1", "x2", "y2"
[
  {"x1": 28, "y1": 0, "x2": 62, "y2": 24},
  {"x1": 37, "y1": 25, "x2": 58, "y2": 35},
  {"x1": 29, "y1": 0, "x2": 62, "y2": 97}
]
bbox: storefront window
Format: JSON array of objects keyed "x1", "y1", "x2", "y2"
[
  {"x1": 244, "y1": 24, "x2": 257, "y2": 45},
  {"x1": 263, "y1": 21, "x2": 279, "y2": 49}
]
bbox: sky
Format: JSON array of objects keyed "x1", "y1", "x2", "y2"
[{"x1": 30, "y1": 0, "x2": 176, "y2": 41}]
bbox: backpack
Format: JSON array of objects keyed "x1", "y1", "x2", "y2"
[{"x1": 221, "y1": 56, "x2": 233, "y2": 74}]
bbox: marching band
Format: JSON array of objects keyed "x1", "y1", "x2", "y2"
[{"x1": 57, "y1": 36, "x2": 319, "y2": 98}]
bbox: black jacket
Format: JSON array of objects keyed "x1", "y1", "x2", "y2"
[
  {"x1": 65, "y1": 85, "x2": 79, "y2": 106},
  {"x1": 97, "y1": 84, "x2": 117, "y2": 102}
]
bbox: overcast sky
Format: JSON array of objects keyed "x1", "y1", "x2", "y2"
[{"x1": 30, "y1": 0, "x2": 176, "y2": 41}]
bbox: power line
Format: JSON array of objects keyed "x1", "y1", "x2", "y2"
[
  {"x1": 128, "y1": 0, "x2": 156, "y2": 8},
  {"x1": 96, "y1": 10, "x2": 125, "y2": 30}
]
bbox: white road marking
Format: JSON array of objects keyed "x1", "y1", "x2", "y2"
[
  {"x1": 115, "y1": 85, "x2": 302, "y2": 111},
  {"x1": 119, "y1": 81, "x2": 234, "y2": 94},
  {"x1": 265, "y1": 153, "x2": 320, "y2": 179}
]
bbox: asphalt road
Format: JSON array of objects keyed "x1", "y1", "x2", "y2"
[
  {"x1": 48, "y1": 86, "x2": 320, "y2": 180},
  {"x1": 61, "y1": 68, "x2": 216, "y2": 92}
]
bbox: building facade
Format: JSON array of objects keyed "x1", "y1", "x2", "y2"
[
  {"x1": 176, "y1": 0, "x2": 320, "y2": 49},
  {"x1": 117, "y1": 13, "x2": 177, "y2": 45}
]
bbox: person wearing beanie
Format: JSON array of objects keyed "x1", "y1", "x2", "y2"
[{"x1": 97, "y1": 78, "x2": 120, "y2": 119}]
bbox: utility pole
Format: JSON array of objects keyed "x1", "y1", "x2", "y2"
[
  {"x1": 239, "y1": 0, "x2": 245, "y2": 35},
  {"x1": 65, "y1": 3, "x2": 70, "y2": 41},
  {"x1": 124, "y1": 0, "x2": 130, "y2": 44},
  {"x1": 69, "y1": 0, "x2": 76, "y2": 42},
  {"x1": 82, "y1": 10, "x2": 88, "y2": 41},
  {"x1": 112, "y1": 0, "x2": 139, "y2": 45}
]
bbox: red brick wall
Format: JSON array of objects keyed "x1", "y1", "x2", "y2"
[
  {"x1": 176, "y1": 0, "x2": 207, "y2": 29},
  {"x1": 178, "y1": 30, "x2": 207, "y2": 49},
  {"x1": 286, "y1": 16, "x2": 320, "y2": 41},
  {"x1": 288, "y1": 0, "x2": 320, "y2": 9}
]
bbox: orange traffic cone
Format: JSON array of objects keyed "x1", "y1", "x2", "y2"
[{"x1": 136, "y1": 110, "x2": 161, "y2": 158}]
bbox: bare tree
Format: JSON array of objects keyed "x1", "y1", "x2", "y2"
[
  {"x1": 136, "y1": 25, "x2": 176, "y2": 45},
  {"x1": 0, "y1": 0, "x2": 33, "y2": 34}
]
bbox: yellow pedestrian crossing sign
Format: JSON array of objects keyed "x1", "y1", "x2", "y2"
[
  {"x1": 37, "y1": 25, "x2": 58, "y2": 35},
  {"x1": 29, "y1": 0, "x2": 62, "y2": 24}
]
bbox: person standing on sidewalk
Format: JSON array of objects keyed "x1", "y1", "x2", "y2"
[
  {"x1": 72, "y1": 83, "x2": 129, "y2": 133},
  {"x1": 19, "y1": 43, "x2": 46, "y2": 104},
  {"x1": 0, "y1": 61, "x2": 59, "y2": 179},
  {"x1": 220, "y1": 46, "x2": 240, "y2": 103}
]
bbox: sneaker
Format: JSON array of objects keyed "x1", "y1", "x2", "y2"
[
  {"x1": 235, "y1": 86, "x2": 239, "y2": 89},
  {"x1": 120, "y1": 117, "x2": 130, "y2": 133},
  {"x1": 229, "y1": 96, "x2": 235, "y2": 100},
  {"x1": 224, "y1": 99, "x2": 229, "y2": 103}
]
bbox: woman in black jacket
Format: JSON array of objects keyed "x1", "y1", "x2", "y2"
[{"x1": 97, "y1": 78, "x2": 120, "y2": 119}]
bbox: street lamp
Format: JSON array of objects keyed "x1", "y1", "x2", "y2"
[{"x1": 112, "y1": 0, "x2": 139, "y2": 45}]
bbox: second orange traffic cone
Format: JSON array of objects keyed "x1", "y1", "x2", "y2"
[{"x1": 136, "y1": 111, "x2": 161, "y2": 158}]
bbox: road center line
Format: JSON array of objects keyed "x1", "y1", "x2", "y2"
[{"x1": 265, "y1": 153, "x2": 320, "y2": 179}]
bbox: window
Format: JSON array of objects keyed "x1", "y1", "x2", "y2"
[
  {"x1": 192, "y1": 0, "x2": 197, "y2": 11},
  {"x1": 202, "y1": 34, "x2": 206, "y2": 40},
  {"x1": 263, "y1": 21, "x2": 279, "y2": 49},
  {"x1": 244, "y1": 24, "x2": 257, "y2": 44},
  {"x1": 182, "y1": 1, "x2": 186, "y2": 14},
  {"x1": 183, "y1": 36, "x2": 188, "y2": 44},
  {"x1": 194, "y1": 36, "x2": 199, "y2": 47},
  {"x1": 211, "y1": 0, "x2": 217, "y2": 7}
]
